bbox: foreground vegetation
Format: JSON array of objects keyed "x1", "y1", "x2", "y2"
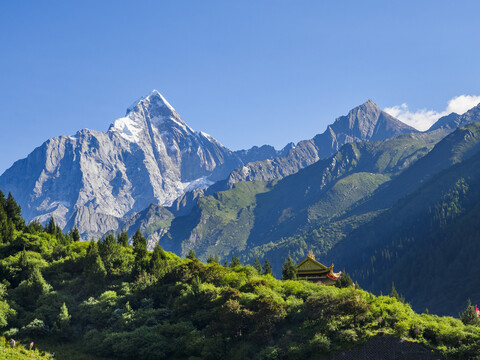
[{"x1": 2, "y1": 192, "x2": 480, "y2": 359}]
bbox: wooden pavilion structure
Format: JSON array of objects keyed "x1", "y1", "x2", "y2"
[{"x1": 296, "y1": 250, "x2": 341, "y2": 285}]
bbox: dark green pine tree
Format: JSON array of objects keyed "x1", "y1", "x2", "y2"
[
  {"x1": 27, "y1": 220, "x2": 44, "y2": 234},
  {"x1": 263, "y1": 259, "x2": 273, "y2": 276},
  {"x1": 117, "y1": 231, "x2": 129, "y2": 247},
  {"x1": 19, "y1": 249, "x2": 32, "y2": 281},
  {"x1": 84, "y1": 241, "x2": 107, "y2": 282},
  {"x1": 335, "y1": 270, "x2": 353, "y2": 288},
  {"x1": 390, "y1": 282, "x2": 405, "y2": 303},
  {"x1": 0, "y1": 205, "x2": 8, "y2": 243},
  {"x1": 230, "y1": 251, "x2": 241, "y2": 267},
  {"x1": 0, "y1": 190, "x2": 6, "y2": 210},
  {"x1": 132, "y1": 230, "x2": 148, "y2": 274},
  {"x1": 149, "y1": 244, "x2": 167, "y2": 276},
  {"x1": 70, "y1": 227, "x2": 81, "y2": 242},
  {"x1": 253, "y1": 257, "x2": 262, "y2": 274},
  {"x1": 6, "y1": 192, "x2": 24, "y2": 230},
  {"x1": 46, "y1": 216, "x2": 56, "y2": 235},
  {"x1": 19, "y1": 266, "x2": 52, "y2": 308},
  {"x1": 207, "y1": 254, "x2": 220, "y2": 264},
  {"x1": 99, "y1": 233, "x2": 120, "y2": 276},
  {"x1": 460, "y1": 299, "x2": 480, "y2": 326},
  {"x1": 281, "y1": 256, "x2": 297, "y2": 280},
  {"x1": 0, "y1": 191, "x2": 11, "y2": 244},
  {"x1": 45, "y1": 215, "x2": 66, "y2": 243}
]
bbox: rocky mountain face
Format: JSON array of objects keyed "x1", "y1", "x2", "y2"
[
  {"x1": 0, "y1": 90, "x2": 282, "y2": 238},
  {"x1": 226, "y1": 100, "x2": 417, "y2": 184},
  {"x1": 428, "y1": 102, "x2": 480, "y2": 131}
]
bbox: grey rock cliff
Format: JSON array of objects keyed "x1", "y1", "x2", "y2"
[
  {"x1": 0, "y1": 90, "x2": 279, "y2": 239},
  {"x1": 428, "y1": 102, "x2": 480, "y2": 131},
  {"x1": 226, "y1": 100, "x2": 417, "y2": 184}
]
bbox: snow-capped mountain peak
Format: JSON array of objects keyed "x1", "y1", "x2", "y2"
[
  {"x1": 110, "y1": 90, "x2": 193, "y2": 141},
  {"x1": 0, "y1": 90, "x2": 251, "y2": 239}
]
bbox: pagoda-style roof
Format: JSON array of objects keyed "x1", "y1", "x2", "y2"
[
  {"x1": 296, "y1": 256, "x2": 332, "y2": 273},
  {"x1": 296, "y1": 250, "x2": 341, "y2": 284}
]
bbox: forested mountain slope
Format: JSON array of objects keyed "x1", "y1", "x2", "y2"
[
  {"x1": 329, "y1": 122, "x2": 480, "y2": 315},
  {"x1": 158, "y1": 131, "x2": 444, "y2": 263}
]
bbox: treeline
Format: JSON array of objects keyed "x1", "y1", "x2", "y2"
[{"x1": 2, "y1": 192, "x2": 480, "y2": 359}]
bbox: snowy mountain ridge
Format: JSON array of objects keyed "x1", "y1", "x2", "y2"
[{"x1": 0, "y1": 90, "x2": 279, "y2": 238}]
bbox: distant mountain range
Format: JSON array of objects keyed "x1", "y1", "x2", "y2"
[
  {"x1": 0, "y1": 90, "x2": 288, "y2": 238},
  {"x1": 2, "y1": 90, "x2": 480, "y2": 315},
  {"x1": 0, "y1": 91, "x2": 416, "y2": 239}
]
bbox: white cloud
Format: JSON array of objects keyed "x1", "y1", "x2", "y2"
[{"x1": 384, "y1": 95, "x2": 480, "y2": 131}]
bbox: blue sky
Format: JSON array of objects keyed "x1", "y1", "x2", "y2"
[{"x1": 1, "y1": 0, "x2": 479, "y2": 174}]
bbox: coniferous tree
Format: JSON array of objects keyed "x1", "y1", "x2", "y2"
[
  {"x1": 263, "y1": 259, "x2": 273, "y2": 276},
  {"x1": 17, "y1": 266, "x2": 52, "y2": 308},
  {"x1": 460, "y1": 299, "x2": 480, "y2": 326},
  {"x1": 390, "y1": 283, "x2": 405, "y2": 303},
  {"x1": 55, "y1": 302, "x2": 71, "y2": 337},
  {"x1": 27, "y1": 220, "x2": 44, "y2": 234},
  {"x1": 187, "y1": 249, "x2": 197, "y2": 260},
  {"x1": 281, "y1": 256, "x2": 297, "y2": 280},
  {"x1": 335, "y1": 270, "x2": 353, "y2": 288},
  {"x1": 0, "y1": 206, "x2": 6, "y2": 244},
  {"x1": 132, "y1": 230, "x2": 148, "y2": 274},
  {"x1": 223, "y1": 258, "x2": 228, "y2": 267},
  {"x1": 99, "y1": 234, "x2": 120, "y2": 276},
  {"x1": 253, "y1": 257, "x2": 262, "y2": 274},
  {"x1": 230, "y1": 251, "x2": 241, "y2": 267},
  {"x1": 0, "y1": 190, "x2": 6, "y2": 210},
  {"x1": 70, "y1": 227, "x2": 81, "y2": 242},
  {"x1": 45, "y1": 215, "x2": 65, "y2": 243},
  {"x1": 46, "y1": 216, "x2": 55, "y2": 235},
  {"x1": 150, "y1": 244, "x2": 167, "y2": 276},
  {"x1": 19, "y1": 249, "x2": 32, "y2": 282},
  {"x1": 84, "y1": 241, "x2": 107, "y2": 282},
  {"x1": 117, "y1": 231, "x2": 129, "y2": 247},
  {"x1": 6, "y1": 192, "x2": 24, "y2": 230},
  {"x1": 207, "y1": 254, "x2": 220, "y2": 264}
]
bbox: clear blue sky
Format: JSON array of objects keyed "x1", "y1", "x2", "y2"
[{"x1": 1, "y1": 0, "x2": 479, "y2": 174}]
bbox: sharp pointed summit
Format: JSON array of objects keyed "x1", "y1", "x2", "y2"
[
  {"x1": 227, "y1": 100, "x2": 417, "y2": 184},
  {"x1": 0, "y1": 92, "x2": 421, "y2": 242},
  {"x1": 0, "y1": 90, "x2": 275, "y2": 239},
  {"x1": 127, "y1": 89, "x2": 176, "y2": 113},
  {"x1": 111, "y1": 90, "x2": 192, "y2": 143},
  {"x1": 429, "y1": 102, "x2": 480, "y2": 132},
  {"x1": 330, "y1": 99, "x2": 416, "y2": 143}
]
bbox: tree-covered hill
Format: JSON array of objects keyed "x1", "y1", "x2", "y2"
[
  {"x1": 329, "y1": 123, "x2": 480, "y2": 316},
  {"x1": 2, "y1": 192, "x2": 480, "y2": 359}
]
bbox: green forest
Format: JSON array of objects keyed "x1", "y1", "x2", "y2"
[{"x1": 2, "y1": 191, "x2": 480, "y2": 359}]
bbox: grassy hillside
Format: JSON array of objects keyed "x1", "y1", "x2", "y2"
[{"x1": 0, "y1": 337, "x2": 51, "y2": 359}]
